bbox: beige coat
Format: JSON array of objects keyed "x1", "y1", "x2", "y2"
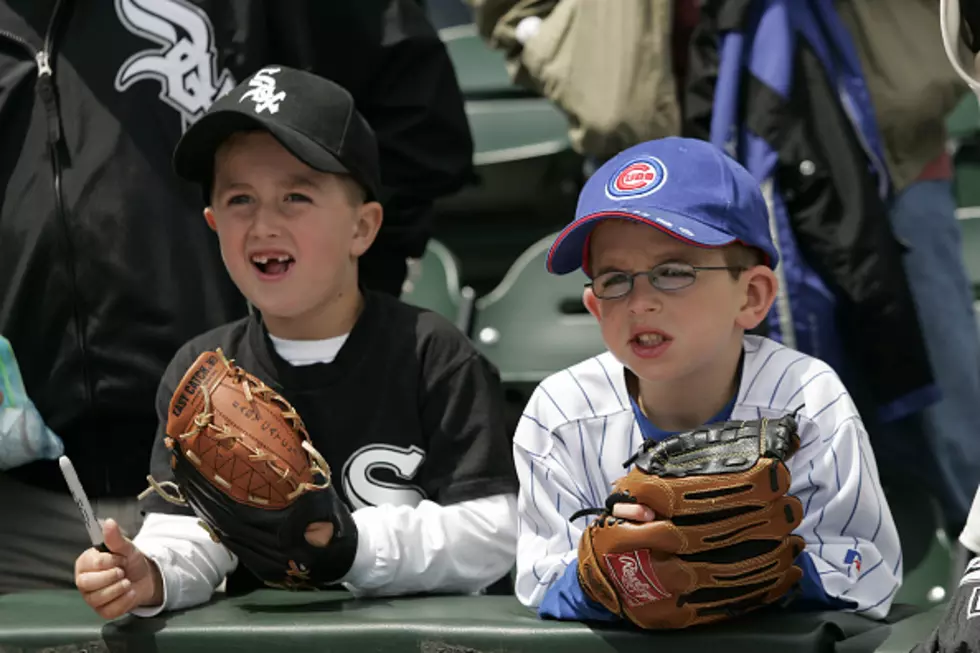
[
  {"x1": 469, "y1": 0, "x2": 680, "y2": 159},
  {"x1": 836, "y1": 0, "x2": 970, "y2": 191}
]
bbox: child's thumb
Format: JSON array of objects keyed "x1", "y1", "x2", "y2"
[{"x1": 102, "y1": 518, "x2": 135, "y2": 557}]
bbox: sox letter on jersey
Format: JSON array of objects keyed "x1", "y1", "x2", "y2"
[{"x1": 513, "y1": 335, "x2": 902, "y2": 621}]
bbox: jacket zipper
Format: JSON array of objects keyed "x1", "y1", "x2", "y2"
[{"x1": 0, "y1": 3, "x2": 94, "y2": 416}]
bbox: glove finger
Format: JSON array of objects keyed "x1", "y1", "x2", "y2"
[
  {"x1": 619, "y1": 459, "x2": 794, "y2": 519},
  {"x1": 616, "y1": 552, "x2": 803, "y2": 631},
  {"x1": 612, "y1": 493, "x2": 803, "y2": 558},
  {"x1": 642, "y1": 539, "x2": 805, "y2": 629},
  {"x1": 670, "y1": 494, "x2": 805, "y2": 554},
  {"x1": 678, "y1": 565, "x2": 803, "y2": 627},
  {"x1": 679, "y1": 534, "x2": 806, "y2": 591},
  {"x1": 578, "y1": 523, "x2": 800, "y2": 601}
]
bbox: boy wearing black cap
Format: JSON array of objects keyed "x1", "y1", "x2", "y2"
[
  {"x1": 72, "y1": 66, "x2": 518, "y2": 619},
  {"x1": 513, "y1": 137, "x2": 902, "y2": 623}
]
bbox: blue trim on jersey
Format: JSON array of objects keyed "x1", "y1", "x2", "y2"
[
  {"x1": 629, "y1": 391, "x2": 738, "y2": 442},
  {"x1": 792, "y1": 553, "x2": 858, "y2": 611},
  {"x1": 538, "y1": 559, "x2": 619, "y2": 622}
]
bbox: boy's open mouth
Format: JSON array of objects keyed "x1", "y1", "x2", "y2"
[
  {"x1": 630, "y1": 331, "x2": 671, "y2": 347},
  {"x1": 632, "y1": 332, "x2": 668, "y2": 347},
  {"x1": 251, "y1": 253, "x2": 295, "y2": 276}
]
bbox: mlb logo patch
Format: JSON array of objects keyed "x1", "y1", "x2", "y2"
[
  {"x1": 605, "y1": 156, "x2": 668, "y2": 200},
  {"x1": 844, "y1": 549, "x2": 862, "y2": 573}
]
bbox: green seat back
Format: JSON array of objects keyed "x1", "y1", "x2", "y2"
[
  {"x1": 894, "y1": 529, "x2": 955, "y2": 609},
  {"x1": 947, "y1": 93, "x2": 980, "y2": 141},
  {"x1": 884, "y1": 478, "x2": 955, "y2": 609},
  {"x1": 440, "y1": 24, "x2": 523, "y2": 99},
  {"x1": 400, "y1": 239, "x2": 473, "y2": 331},
  {"x1": 471, "y1": 233, "x2": 607, "y2": 384},
  {"x1": 467, "y1": 98, "x2": 572, "y2": 167},
  {"x1": 957, "y1": 213, "x2": 980, "y2": 291}
]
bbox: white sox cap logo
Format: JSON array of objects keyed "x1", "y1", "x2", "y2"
[{"x1": 240, "y1": 67, "x2": 287, "y2": 114}]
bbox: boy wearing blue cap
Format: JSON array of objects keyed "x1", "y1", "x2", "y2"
[{"x1": 513, "y1": 137, "x2": 902, "y2": 625}]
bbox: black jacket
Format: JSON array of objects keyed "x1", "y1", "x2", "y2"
[
  {"x1": 683, "y1": 0, "x2": 937, "y2": 425},
  {"x1": 0, "y1": 0, "x2": 473, "y2": 497}
]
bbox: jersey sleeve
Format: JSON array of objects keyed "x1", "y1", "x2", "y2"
[
  {"x1": 416, "y1": 343, "x2": 518, "y2": 505},
  {"x1": 786, "y1": 367, "x2": 903, "y2": 619},
  {"x1": 512, "y1": 385, "x2": 616, "y2": 618}
]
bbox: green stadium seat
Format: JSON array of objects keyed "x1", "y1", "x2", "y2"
[
  {"x1": 884, "y1": 478, "x2": 957, "y2": 610},
  {"x1": 432, "y1": 22, "x2": 580, "y2": 292},
  {"x1": 947, "y1": 93, "x2": 980, "y2": 141},
  {"x1": 400, "y1": 239, "x2": 475, "y2": 333},
  {"x1": 895, "y1": 528, "x2": 955, "y2": 609},
  {"x1": 470, "y1": 233, "x2": 606, "y2": 384},
  {"x1": 956, "y1": 211, "x2": 980, "y2": 292},
  {"x1": 439, "y1": 23, "x2": 526, "y2": 99}
]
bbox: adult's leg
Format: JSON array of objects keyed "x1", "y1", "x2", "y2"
[
  {"x1": 888, "y1": 178, "x2": 980, "y2": 532},
  {"x1": 0, "y1": 472, "x2": 144, "y2": 593}
]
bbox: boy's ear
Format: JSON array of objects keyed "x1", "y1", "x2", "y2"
[
  {"x1": 583, "y1": 286, "x2": 601, "y2": 321},
  {"x1": 203, "y1": 207, "x2": 217, "y2": 232},
  {"x1": 735, "y1": 266, "x2": 778, "y2": 330},
  {"x1": 350, "y1": 201, "x2": 384, "y2": 258}
]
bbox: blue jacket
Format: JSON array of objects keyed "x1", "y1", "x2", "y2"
[{"x1": 684, "y1": 0, "x2": 939, "y2": 424}]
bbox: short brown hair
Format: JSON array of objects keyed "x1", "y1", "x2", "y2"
[
  {"x1": 336, "y1": 174, "x2": 368, "y2": 207},
  {"x1": 722, "y1": 244, "x2": 767, "y2": 278}
]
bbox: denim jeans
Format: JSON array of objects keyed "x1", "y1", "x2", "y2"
[{"x1": 887, "y1": 179, "x2": 980, "y2": 530}]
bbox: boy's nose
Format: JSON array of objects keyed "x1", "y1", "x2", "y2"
[
  {"x1": 250, "y1": 207, "x2": 284, "y2": 236},
  {"x1": 627, "y1": 275, "x2": 663, "y2": 314}
]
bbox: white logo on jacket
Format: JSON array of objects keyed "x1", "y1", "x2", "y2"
[
  {"x1": 240, "y1": 67, "x2": 286, "y2": 114},
  {"x1": 113, "y1": 0, "x2": 236, "y2": 131},
  {"x1": 341, "y1": 444, "x2": 427, "y2": 510}
]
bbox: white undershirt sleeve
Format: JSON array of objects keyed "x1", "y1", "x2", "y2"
[
  {"x1": 339, "y1": 493, "x2": 518, "y2": 597},
  {"x1": 129, "y1": 512, "x2": 237, "y2": 617}
]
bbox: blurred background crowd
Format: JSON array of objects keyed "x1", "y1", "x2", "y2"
[{"x1": 1, "y1": 0, "x2": 979, "y2": 617}]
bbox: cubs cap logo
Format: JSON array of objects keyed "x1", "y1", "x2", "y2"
[{"x1": 605, "y1": 156, "x2": 668, "y2": 200}]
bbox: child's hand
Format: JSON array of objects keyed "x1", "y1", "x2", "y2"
[
  {"x1": 74, "y1": 518, "x2": 162, "y2": 619},
  {"x1": 611, "y1": 503, "x2": 656, "y2": 522},
  {"x1": 304, "y1": 521, "x2": 335, "y2": 547}
]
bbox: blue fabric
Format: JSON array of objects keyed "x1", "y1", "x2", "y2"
[
  {"x1": 629, "y1": 391, "x2": 738, "y2": 443},
  {"x1": 792, "y1": 551, "x2": 858, "y2": 611},
  {"x1": 885, "y1": 180, "x2": 980, "y2": 525},
  {"x1": 538, "y1": 557, "x2": 621, "y2": 622},
  {"x1": 707, "y1": 0, "x2": 936, "y2": 422},
  {"x1": 0, "y1": 335, "x2": 64, "y2": 470},
  {"x1": 545, "y1": 137, "x2": 780, "y2": 275}
]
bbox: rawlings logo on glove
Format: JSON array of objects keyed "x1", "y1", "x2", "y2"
[{"x1": 572, "y1": 413, "x2": 806, "y2": 630}]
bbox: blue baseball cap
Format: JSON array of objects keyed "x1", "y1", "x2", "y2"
[{"x1": 546, "y1": 137, "x2": 779, "y2": 275}]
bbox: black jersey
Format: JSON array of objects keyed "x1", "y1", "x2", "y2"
[{"x1": 143, "y1": 291, "x2": 517, "y2": 520}]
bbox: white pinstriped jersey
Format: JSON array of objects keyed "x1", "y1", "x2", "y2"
[{"x1": 513, "y1": 334, "x2": 902, "y2": 619}]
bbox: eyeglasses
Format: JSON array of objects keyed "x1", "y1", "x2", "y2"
[{"x1": 585, "y1": 261, "x2": 744, "y2": 300}]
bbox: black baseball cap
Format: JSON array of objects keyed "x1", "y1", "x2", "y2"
[{"x1": 173, "y1": 65, "x2": 381, "y2": 202}]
